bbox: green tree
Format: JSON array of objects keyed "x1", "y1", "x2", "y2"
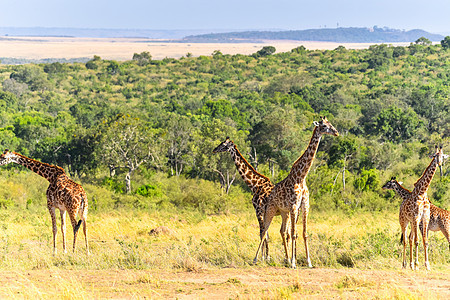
[
  {"x1": 132, "y1": 51, "x2": 152, "y2": 66},
  {"x1": 372, "y1": 106, "x2": 424, "y2": 142},
  {"x1": 163, "y1": 114, "x2": 194, "y2": 176},
  {"x1": 100, "y1": 115, "x2": 164, "y2": 193},
  {"x1": 250, "y1": 107, "x2": 307, "y2": 174},
  {"x1": 327, "y1": 136, "x2": 358, "y2": 190},
  {"x1": 353, "y1": 168, "x2": 379, "y2": 192},
  {"x1": 9, "y1": 65, "x2": 49, "y2": 91},
  {"x1": 440, "y1": 36, "x2": 450, "y2": 49},
  {"x1": 106, "y1": 61, "x2": 120, "y2": 75},
  {"x1": 414, "y1": 37, "x2": 432, "y2": 46},
  {"x1": 255, "y1": 46, "x2": 276, "y2": 57},
  {"x1": 190, "y1": 118, "x2": 248, "y2": 194}
]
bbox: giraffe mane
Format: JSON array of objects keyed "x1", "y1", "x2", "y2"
[
  {"x1": 395, "y1": 180, "x2": 412, "y2": 193},
  {"x1": 413, "y1": 153, "x2": 438, "y2": 186},
  {"x1": 12, "y1": 151, "x2": 66, "y2": 174},
  {"x1": 232, "y1": 144, "x2": 272, "y2": 183},
  {"x1": 290, "y1": 126, "x2": 319, "y2": 171}
]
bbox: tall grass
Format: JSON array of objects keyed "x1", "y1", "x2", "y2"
[{"x1": 0, "y1": 169, "x2": 449, "y2": 272}]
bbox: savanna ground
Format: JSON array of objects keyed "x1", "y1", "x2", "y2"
[
  {"x1": 0, "y1": 36, "x2": 410, "y2": 61},
  {"x1": 1, "y1": 174, "x2": 450, "y2": 299}
]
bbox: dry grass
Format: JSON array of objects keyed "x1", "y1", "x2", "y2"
[
  {"x1": 0, "y1": 36, "x2": 410, "y2": 61},
  {"x1": 0, "y1": 171, "x2": 449, "y2": 298},
  {"x1": 0, "y1": 206, "x2": 448, "y2": 298}
]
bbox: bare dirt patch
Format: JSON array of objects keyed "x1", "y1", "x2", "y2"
[
  {"x1": 0, "y1": 36, "x2": 410, "y2": 61},
  {"x1": 0, "y1": 267, "x2": 448, "y2": 298}
]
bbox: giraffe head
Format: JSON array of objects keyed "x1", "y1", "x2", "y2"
[
  {"x1": 213, "y1": 137, "x2": 234, "y2": 153},
  {"x1": 433, "y1": 146, "x2": 447, "y2": 165},
  {"x1": 313, "y1": 116, "x2": 339, "y2": 137},
  {"x1": 432, "y1": 146, "x2": 448, "y2": 176},
  {"x1": 0, "y1": 149, "x2": 16, "y2": 166},
  {"x1": 382, "y1": 177, "x2": 403, "y2": 190}
]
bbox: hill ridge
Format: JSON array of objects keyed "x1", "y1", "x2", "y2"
[{"x1": 183, "y1": 26, "x2": 444, "y2": 43}]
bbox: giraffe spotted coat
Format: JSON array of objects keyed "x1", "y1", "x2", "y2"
[{"x1": 0, "y1": 149, "x2": 89, "y2": 255}]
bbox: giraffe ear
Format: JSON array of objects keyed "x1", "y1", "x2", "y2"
[
  {"x1": 313, "y1": 121, "x2": 320, "y2": 127},
  {"x1": 398, "y1": 181, "x2": 403, "y2": 185}
]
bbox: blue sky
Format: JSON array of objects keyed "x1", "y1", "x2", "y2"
[{"x1": 1, "y1": 0, "x2": 449, "y2": 34}]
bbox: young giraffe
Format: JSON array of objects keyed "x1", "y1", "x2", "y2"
[
  {"x1": 213, "y1": 138, "x2": 289, "y2": 260},
  {"x1": 382, "y1": 177, "x2": 450, "y2": 250},
  {"x1": 0, "y1": 149, "x2": 89, "y2": 255},
  {"x1": 396, "y1": 146, "x2": 445, "y2": 270},
  {"x1": 254, "y1": 116, "x2": 339, "y2": 268}
]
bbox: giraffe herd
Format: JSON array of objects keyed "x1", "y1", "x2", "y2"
[{"x1": 0, "y1": 116, "x2": 448, "y2": 271}]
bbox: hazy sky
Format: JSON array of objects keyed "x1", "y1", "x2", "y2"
[{"x1": 1, "y1": 0, "x2": 449, "y2": 34}]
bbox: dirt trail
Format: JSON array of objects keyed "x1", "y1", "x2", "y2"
[{"x1": 0, "y1": 267, "x2": 448, "y2": 298}]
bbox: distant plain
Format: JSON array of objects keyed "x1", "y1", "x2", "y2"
[{"x1": 0, "y1": 36, "x2": 410, "y2": 61}]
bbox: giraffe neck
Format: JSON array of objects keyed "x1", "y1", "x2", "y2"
[
  {"x1": 412, "y1": 157, "x2": 438, "y2": 196},
  {"x1": 229, "y1": 145, "x2": 272, "y2": 193},
  {"x1": 11, "y1": 152, "x2": 65, "y2": 182},
  {"x1": 392, "y1": 182, "x2": 411, "y2": 201},
  {"x1": 289, "y1": 127, "x2": 321, "y2": 182}
]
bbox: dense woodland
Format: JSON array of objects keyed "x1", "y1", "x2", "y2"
[{"x1": 1, "y1": 38, "x2": 450, "y2": 214}]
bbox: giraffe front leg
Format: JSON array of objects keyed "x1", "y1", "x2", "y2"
[
  {"x1": 256, "y1": 211, "x2": 269, "y2": 261},
  {"x1": 82, "y1": 220, "x2": 90, "y2": 255},
  {"x1": 421, "y1": 206, "x2": 430, "y2": 270},
  {"x1": 401, "y1": 228, "x2": 408, "y2": 268},
  {"x1": 60, "y1": 210, "x2": 67, "y2": 254},
  {"x1": 253, "y1": 212, "x2": 274, "y2": 264},
  {"x1": 279, "y1": 212, "x2": 290, "y2": 265},
  {"x1": 411, "y1": 222, "x2": 421, "y2": 270},
  {"x1": 414, "y1": 218, "x2": 422, "y2": 270},
  {"x1": 409, "y1": 227, "x2": 414, "y2": 270},
  {"x1": 290, "y1": 212, "x2": 298, "y2": 269},
  {"x1": 49, "y1": 207, "x2": 58, "y2": 256},
  {"x1": 301, "y1": 201, "x2": 312, "y2": 268}
]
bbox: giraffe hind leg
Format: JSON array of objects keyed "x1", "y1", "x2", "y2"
[{"x1": 82, "y1": 219, "x2": 90, "y2": 255}]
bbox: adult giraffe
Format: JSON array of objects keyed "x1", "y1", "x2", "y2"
[
  {"x1": 383, "y1": 176, "x2": 450, "y2": 254},
  {"x1": 213, "y1": 137, "x2": 287, "y2": 260},
  {"x1": 0, "y1": 149, "x2": 89, "y2": 255},
  {"x1": 394, "y1": 146, "x2": 446, "y2": 270},
  {"x1": 254, "y1": 116, "x2": 339, "y2": 268}
]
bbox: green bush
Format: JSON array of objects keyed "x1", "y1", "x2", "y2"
[{"x1": 101, "y1": 177, "x2": 125, "y2": 194}]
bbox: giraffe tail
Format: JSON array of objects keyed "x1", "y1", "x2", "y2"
[
  {"x1": 74, "y1": 196, "x2": 86, "y2": 234},
  {"x1": 400, "y1": 233, "x2": 404, "y2": 244},
  {"x1": 74, "y1": 220, "x2": 82, "y2": 234}
]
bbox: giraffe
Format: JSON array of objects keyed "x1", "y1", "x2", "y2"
[
  {"x1": 394, "y1": 146, "x2": 445, "y2": 270},
  {"x1": 382, "y1": 177, "x2": 450, "y2": 251},
  {"x1": 213, "y1": 138, "x2": 289, "y2": 260},
  {"x1": 0, "y1": 149, "x2": 89, "y2": 255},
  {"x1": 254, "y1": 116, "x2": 339, "y2": 268}
]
